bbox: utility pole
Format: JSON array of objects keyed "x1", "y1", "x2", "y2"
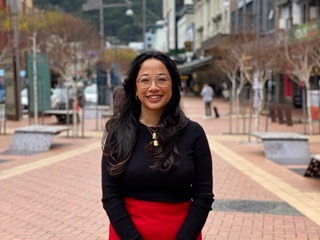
[
  {"x1": 142, "y1": 0, "x2": 146, "y2": 51},
  {"x1": 82, "y1": 0, "x2": 133, "y2": 130},
  {"x1": 10, "y1": 0, "x2": 21, "y2": 120},
  {"x1": 99, "y1": 0, "x2": 104, "y2": 58},
  {"x1": 32, "y1": 32, "x2": 38, "y2": 125}
]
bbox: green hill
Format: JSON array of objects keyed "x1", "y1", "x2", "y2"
[{"x1": 33, "y1": 0, "x2": 163, "y2": 44}]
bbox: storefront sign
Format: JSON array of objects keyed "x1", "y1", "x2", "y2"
[{"x1": 289, "y1": 20, "x2": 320, "y2": 42}]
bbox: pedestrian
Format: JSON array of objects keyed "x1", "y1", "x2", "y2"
[
  {"x1": 200, "y1": 83, "x2": 214, "y2": 118},
  {"x1": 221, "y1": 82, "x2": 230, "y2": 101},
  {"x1": 112, "y1": 84, "x2": 124, "y2": 115},
  {"x1": 101, "y1": 50, "x2": 214, "y2": 240}
]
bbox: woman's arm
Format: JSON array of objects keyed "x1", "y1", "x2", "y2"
[
  {"x1": 101, "y1": 155, "x2": 142, "y2": 240},
  {"x1": 176, "y1": 123, "x2": 214, "y2": 239}
]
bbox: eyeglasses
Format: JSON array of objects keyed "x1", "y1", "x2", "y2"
[{"x1": 137, "y1": 75, "x2": 170, "y2": 88}]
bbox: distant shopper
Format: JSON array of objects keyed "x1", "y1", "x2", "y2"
[
  {"x1": 221, "y1": 82, "x2": 230, "y2": 101},
  {"x1": 200, "y1": 83, "x2": 214, "y2": 118},
  {"x1": 101, "y1": 50, "x2": 214, "y2": 239},
  {"x1": 112, "y1": 84, "x2": 124, "y2": 115}
]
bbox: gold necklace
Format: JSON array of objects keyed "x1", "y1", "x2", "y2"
[{"x1": 139, "y1": 119, "x2": 159, "y2": 147}]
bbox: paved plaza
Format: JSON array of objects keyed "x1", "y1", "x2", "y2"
[{"x1": 0, "y1": 95, "x2": 319, "y2": 240}]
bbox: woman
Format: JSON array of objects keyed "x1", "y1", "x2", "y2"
[{"x1": 101, "y1": 51, "x2": 214, "y2": 240}]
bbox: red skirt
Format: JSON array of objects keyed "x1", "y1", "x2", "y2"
[{"x1": 109, "y1": 198, "x2": 202, "y2": 240}]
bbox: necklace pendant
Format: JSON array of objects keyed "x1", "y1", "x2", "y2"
[
  {"x1": 152, "y1": 132, "x2": 157, "y2": 139},
  {"x1": 153, "y1": 140, "x2": 159, "y2": 146}
]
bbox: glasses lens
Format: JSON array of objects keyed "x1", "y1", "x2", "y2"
[
  {"x1": 139, "y1": 78, "x2": 151, "y2": 88},
  {"x1": 156, "y1": 76, "x2": 169, "y2": 87}
]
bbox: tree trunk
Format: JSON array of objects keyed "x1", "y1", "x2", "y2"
[
  {"x1": 235, "y1": 83, "x2": 245, "y2": 133},
  {"x1": 259, "y1": 83, "x2": 265, "y2": 112},
  {"x1": 231, "y1": 78, "x2": 237, "y2": 114},
  {"x1": 305, "y1": 82, "x2": 313, "y2": 134},
  {"x1": 252, "y1": 87, "x2": 260, "y2": 133}
]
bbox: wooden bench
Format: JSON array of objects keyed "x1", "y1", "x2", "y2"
[
  {"x1": 44, "y1": 110, "x2": 79, "y2": 124},
  {"x1": 304, "y1": 155, "x2": 320, "y2": 178},
  {"x1": 251, "y1": 132, "x2": 310, "y2": 165},
  {"x1": 269, "y1": 105, "x2": 293, "y2": 126},
  {"x1": 10, "y1": 125, "x2": 71, "y2": 152}
]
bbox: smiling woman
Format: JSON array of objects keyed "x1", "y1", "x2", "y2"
[
  {"x1": 135, "y1": 58, "x2": 172, "y2": 116},
  {"x1": 101, "y1": 50, "x2": 214, "y2": 240}
]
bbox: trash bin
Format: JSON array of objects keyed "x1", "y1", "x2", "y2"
[{"x1": 310, "y1": 90, "x2": 320, "y2": 120}]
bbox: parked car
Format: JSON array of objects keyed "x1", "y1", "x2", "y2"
[
  {"x1": 84, "y1": 84, "x2": 97, "y2": 105},
  {"x1": 21, "y1": 88, "x2": 28, "y2": 110},
  {"x1": 21, "y1": 88, "x2": 59, "y2": 111},
  {"x1": 52, "y1": 87, "x2": 73, "y2": 110}
]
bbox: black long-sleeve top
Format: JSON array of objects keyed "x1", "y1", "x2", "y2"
[{"x1": 101, "y1": 120, "x2": 214, "y2": 240}]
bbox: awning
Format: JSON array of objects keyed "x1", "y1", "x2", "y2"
[{"x1": 177, "y1": 56, "x2": 213, "y2": 75}]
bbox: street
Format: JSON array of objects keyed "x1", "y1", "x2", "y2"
[{"x1": 0, "y1": 95, "x2": 319, "y2": 240}]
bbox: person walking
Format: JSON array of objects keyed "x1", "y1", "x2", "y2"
[
  {"x1": 200, "y1": 83, "x2": 214, "y2": 118},
  {"x1": 101, "y1": 50, "x2": 214, "y2": 240}
]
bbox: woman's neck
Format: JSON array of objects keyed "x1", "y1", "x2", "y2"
[
  {"x1": 139, "y1": 111, "x2": 162, "y2": 127},
  {"x1": 139, "y1": 117, "x2": 159, "y2": 127}
]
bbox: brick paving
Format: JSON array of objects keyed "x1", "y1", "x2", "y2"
[{"x1": 0, "y1": 95, "x2": 319, "y2": 240}]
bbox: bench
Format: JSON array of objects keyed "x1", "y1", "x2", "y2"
[
  {"x1": 44, "y1": 110, "x2": 79, "y2": 124},
  {"x1": 304, "y1": 155, "x2": 320, "y2": 178},
  {"x1": 269, "y1": 105, "x2": 293, "y2": 126},
  {"x1": 251, "y1": 132, "x2": 310, "y2": 165},
  {"x1": 10, "y1": 125, "x2": 71, "y2": 152},
  {"x1": 83, "y1": 105, "x2": 111, "y2": 119}
]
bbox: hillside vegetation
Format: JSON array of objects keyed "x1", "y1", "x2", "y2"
[{"x1": 33, "y1": 0, "x2": 163, "y2": 44}]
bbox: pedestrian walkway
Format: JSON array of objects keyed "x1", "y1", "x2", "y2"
[{"x1": 0, "y1": 96, "x2": 319, "y2": 240}]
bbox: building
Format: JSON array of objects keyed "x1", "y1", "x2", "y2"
[
  {"x1": 145, "y1": 20, "x2": 167, "y2": 52},
  {"x1": 165, "y1": 0, "x2": 319, "y2": 100},
  {"x1": 162, "y1": 0, "x2": 176, "y2": 53}
]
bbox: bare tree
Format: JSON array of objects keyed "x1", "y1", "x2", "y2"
[
  {"x1": 278, "y1": 33, "x2": 317, "y2": 134},
  {"x1": 42, "y1": 12, "x2": 99, "y2": 81},
  {"x1": 242, "y1": 35, "x2": 278, "y2": 132},
  {"x1": 0, "y1": 46, "x2": 9, "y2": 63},
  {"x1": 213, "y1": 33, "x2": 256, "y2": 132},
  {"x1": 0, "y1": 8, "x2": 11, "y2": 63}
]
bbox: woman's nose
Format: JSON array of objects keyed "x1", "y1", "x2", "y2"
[{"x1": 149, "y1": 79, "x2": 159, "y2": 89}]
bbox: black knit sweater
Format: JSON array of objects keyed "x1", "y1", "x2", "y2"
[{"x1": 101, "y1": 120, "x2": 214, "y2": 240}]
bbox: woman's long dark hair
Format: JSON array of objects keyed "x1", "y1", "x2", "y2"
[{"x1": 102, "y1": 50, "x2": 189, "y2": 176}]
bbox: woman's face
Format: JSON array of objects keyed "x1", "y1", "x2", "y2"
[{"x1": 136, "y1": 59, "x2": 172, "y2": 114}]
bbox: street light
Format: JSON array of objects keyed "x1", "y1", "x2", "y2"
[
  {"x1": 82, "y1": 0, "x2": 133, "y2": 56},
  {"x1": 141, "y1": 0, "x2": 164, "y2": 51},
  {"x1": 82, "y1": 0, "x2": 133, "y2": 130},
  {"x1": 31, "y1": 32, "x2": 38, "y2": 125},
  {"x1": 10, "y1": 0, "x2": 21, "y2": 120}
]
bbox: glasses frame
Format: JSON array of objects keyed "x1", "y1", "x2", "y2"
[{"x1": 137, "y1": 75, "x2": 171, "y2": 88}]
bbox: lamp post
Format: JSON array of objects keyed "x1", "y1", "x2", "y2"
[
  {"x1": 82, "y1": 0, "x2": 133, "y2": 130},
  {"x1": 141, "y1": 0, "x2": 164, "y2": 51},
  {"x1": 142, "y1": 0, "x2": 146, "y2": 51},
  {"x1": 82, "y1": 0, "x2": 133, "y2": 57},
  {"x1": 10, "y1": 0, "x2": 21, "y2": 120},
  {"x1": 31, "y1": 32, "x2": 38, "y2": 125}
]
